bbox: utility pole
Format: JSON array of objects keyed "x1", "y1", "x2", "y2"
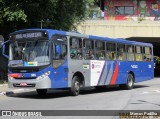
[{"x1": 40, "y1": 20, "x2": 44, "y2": 29}]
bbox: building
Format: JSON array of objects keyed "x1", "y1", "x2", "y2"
[
  {"x1": 77, "y1": 0, "x2": 160, "y2": 75},
  {"x1": 103, "y1": 0, "x2": 160, "y2": 21}
]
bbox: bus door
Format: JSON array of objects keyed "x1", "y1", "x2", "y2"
[{"x1": 52, "y1": 35, "x2": 68, "y2": 88}]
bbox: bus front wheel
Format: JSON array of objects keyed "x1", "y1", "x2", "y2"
[
  {"x1": 70, "y1": 76, "x2": 80, "y2": 96},
  {"x1": 36, "y1": 89, "x2": 47, "y2": 95}
]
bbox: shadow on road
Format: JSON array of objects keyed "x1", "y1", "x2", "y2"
[
  {"x1": 133, "y1": 85, "x2": 149, "y2": 89},
  {"x1": 6, "y1": 84, "x2": 149, "y2": 99}
]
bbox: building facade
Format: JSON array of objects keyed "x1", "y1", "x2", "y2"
[{"x1": 104, "y1": 0, "x2": 160, "y2": 21}]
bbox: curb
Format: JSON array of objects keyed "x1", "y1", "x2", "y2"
[
  {"x1": 0, "y1": 89, "x2": 31, "y2": 96},
  {"x1": 0, "y1": 83, "x2": 8, "y2": 87}
]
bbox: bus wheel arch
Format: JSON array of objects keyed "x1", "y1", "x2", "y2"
[
  {"x1": 70, "y1": 72, "x2": 85, "y2": 96},
  {"x1": 120, "y1": 71, "x2": 135, "y2": 90},
  {"x1": 72, "y1": 72, "x2": 85, "y2": 87},
  {"x1": 128, "y1": 71, "x2": 135, "y2": 83}
]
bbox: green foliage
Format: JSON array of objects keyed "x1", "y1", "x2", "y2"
[
  {"x1": 154, "y1": 56, "x2": 160, "y2": 64},
  {"x1": 0, "y1": 0, "x2": 89, "y2": 38},
  {"x1": 85, "y1": 0, "x2": 100, "y2": 19},
  {"x1": 3, "y1": 7, "x2": 27, "y2": 22},
  {"x1": 87, "y1": 0, "x2": 95, "y2": 6}
]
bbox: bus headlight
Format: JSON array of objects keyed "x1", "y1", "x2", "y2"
[
  {"x1": 36, "y1": 71, "x2": 50, "y2": 80},
  {"x1": 8, "y1": 74, "x2": 15, "y2": 80}
]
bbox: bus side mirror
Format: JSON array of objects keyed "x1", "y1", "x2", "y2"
[{"x1": 2, "y1": 40, "x2": 9, "y2": 59}]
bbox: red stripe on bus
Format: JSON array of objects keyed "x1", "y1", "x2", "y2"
[
  {"x1": 9, "y1": 74, "x2": 19, "y2": 78},
  {"x1": 9, "y1": 73, "x2": 22, "y2": 78},
  {"x1": 110, "y1": 63, "x2": 118, "y2": 85}
]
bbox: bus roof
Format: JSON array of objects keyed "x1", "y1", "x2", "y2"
[{"x1": 10, "y1": 29, "x2": 152, "y2": 47}]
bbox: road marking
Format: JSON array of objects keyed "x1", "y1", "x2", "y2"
[
  {"x1": 154, "y1": 90, "x2": 160, "y2": 93},
  {"x1": 135, "y1": 90, "x2": 160, "y2": 95},
  {"x1": 0, "y1": 92, "x2": 6, "y2": 95}
]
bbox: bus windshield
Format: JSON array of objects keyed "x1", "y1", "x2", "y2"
[{"x1": 9, "y1": 40, "x2": 50, "y2": 67}]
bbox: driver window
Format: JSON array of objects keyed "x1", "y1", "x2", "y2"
[{"x1": 52, "y1": 35, "x2": 67, "y2": 68}]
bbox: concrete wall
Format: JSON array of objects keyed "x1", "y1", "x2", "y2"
[{"x1": 77, "y1": 20, "x2": 160, "y2": 38}]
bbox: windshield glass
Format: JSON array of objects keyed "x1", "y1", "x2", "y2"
[{"x1": 9, "y1": 40, "x2": 50, "y2": 67}]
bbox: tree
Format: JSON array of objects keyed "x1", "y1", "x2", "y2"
[
  {"x1": 0, "y1": 0, "x2": 27, "y2": 38},
  {"x1": 0, "y1": 0, "x2": 89, "y2": 39}
]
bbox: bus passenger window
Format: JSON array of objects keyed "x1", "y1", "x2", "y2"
[
  {"x1": 70, "y1": 38, "x2": 82, "y2": 60},
  {"x1": 95, "y1": 41, "x2": 105, "y2": 60},
  {"x1": 135, "y1": 46, "x2": 142, "y2": 61},
  {"x1": 143, "y1": 47, "x2": 152, "y2": 62},
  {"x1": 117, "y1": 44, "x2": 126, "y2": 60},
  {"x1": 84, "y1": 39, "x2": 95, "y2": 60},
  {"x1": 106, "y1": 42, "x2": 116, "y2": 60},
  {"x1": 127, "y1": 45, "x2": 135, "y2": 61}
]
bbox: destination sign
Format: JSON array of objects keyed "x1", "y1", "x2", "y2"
[
  {"x1": 15, "y1": 32, "x2": 42, "y2": 39},
  {"x1": 11, "y1": 31, "x2": 47, "y2": 40}
]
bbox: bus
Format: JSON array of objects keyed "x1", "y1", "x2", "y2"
[{"x1": 8, "y1": 29, "x2": 154, "y2": 96}]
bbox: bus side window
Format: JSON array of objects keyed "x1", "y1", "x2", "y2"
[
  {"x1": 106, "y1": 42, "x2": 116, "y2": 60},
  {"x1": 84, "y1": 39, "x2": 95, "y2": 60},
  {"x1": 143, "y1": 47, "x2": 152, "y2": 62},
  {"x1": 95, "y1": 41, "x2": 105, "y2": 60},
  {"x1": 117, "y1": 43, "x2": 126, "y2": 60},
  {"x1": 70, "y1": 37, "x2": 82, "y2": 60},
  {"x1": 135, "y1": 46, "x2": 143, "y2": 61},
  {"x1": 127, "y1": 45, "x2": 135, "y2": 61}
]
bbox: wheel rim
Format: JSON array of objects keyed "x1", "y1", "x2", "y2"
[
  {"x1": 75, "y1": 80, "x2": 80, "y2": 92},
  {"x1": 128, "y1": 75, "x2": 133, "y2": 87}
]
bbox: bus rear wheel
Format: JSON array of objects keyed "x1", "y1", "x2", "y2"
[
  {"x1": 36, "y1": 89, "x2": 47, "y2": 95},
  {"x1": 70, "y1": 76, "x2": 80, "y2": 96},
  {"x1": 120, "y1": 73, "x2": 134, "y2": 90}
]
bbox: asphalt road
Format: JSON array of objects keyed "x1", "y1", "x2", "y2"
[{"x1": 1, "y1": 78, "x2": 160, "y2": 119}]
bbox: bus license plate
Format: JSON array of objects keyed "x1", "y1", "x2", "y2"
[{"x1": 20, "y1": 82, "x2": 27, "y2": 86}]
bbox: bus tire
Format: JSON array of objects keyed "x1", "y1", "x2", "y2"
[
  {"x1": 70, "y1": 76, "x2": 80, "y2": 96},
  {"x1": 126, "y1": 73, "x2": 134, "y2": 90},
  {"x1": 120, "y1": 73, "x2": 134, "y2": 90},
  {"x1": 36, "y1": 89, "x2": 47, "y2": 95}
]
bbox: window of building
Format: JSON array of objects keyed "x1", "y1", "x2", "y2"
[
  {"x1": 135, "y1": 46, "x2": 143, "y2": 61},
  {"x1": 127, "y1": 45, "x2": 135, "y2": 61},
  {"x1": 83, "y1": 39, "x2": 95, "y2": 60},
  {"x1": 70, "y1": 38, "x2": 82, "y2": 60},
  {"x1": 117, "y1": 43, "x2": 126, "y2": 60},
  {"x1": 106, "y1": 42, "x2": 116, "y2": 60},
  {"x1": 115, "y1": 6, "x2": 134, "y2": 15},
  {"x1": 95, "y1": 41, "x2": 105, "y2": 60},
  {"x1": 143, "y1": 47, "x2": 152, "y2": 62}
]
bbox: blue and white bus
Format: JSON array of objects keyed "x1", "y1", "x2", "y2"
[{"x1": 8, "y1": 29, "x2": 154, "y2": 96}]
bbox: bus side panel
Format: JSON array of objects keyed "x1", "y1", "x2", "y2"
[
  {"x1": 115, "y1": 61, "x2": 154, "y2": 85},
  {"x1": 68, "y1": 60, "x2": 91, "y2": 87},
  {"x1": 95, "y1": 60, "x2": 116, "y2": 86},
  {"x1": 113, "y1": 61, "x2": 128, "y2": 85},
  {"x1": 134, "y1": 62, "x2": 154, "y2": 83},
  {"x1": 50, "y1": 60, "x2": 68, "y2": 88}
]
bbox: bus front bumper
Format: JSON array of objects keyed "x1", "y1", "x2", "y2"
[{"x1": 8, "y1": 76, "x2": 51, "y2": 89}]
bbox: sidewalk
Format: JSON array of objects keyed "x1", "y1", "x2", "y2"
[{"x1": 0, "y1": 83, "x2": 32, "y2": 96}]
